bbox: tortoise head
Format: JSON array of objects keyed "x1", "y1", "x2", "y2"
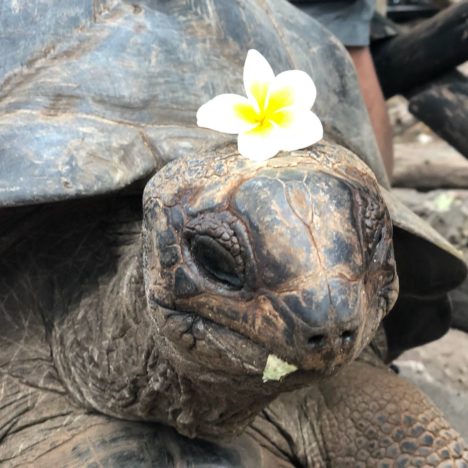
[{"x1": 143, "y1": 141, "x2": 398, "y2": 387}]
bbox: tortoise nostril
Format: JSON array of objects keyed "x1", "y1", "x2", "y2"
[
  {"x1": 308, "y1": 334, "x2": 326, "y2": 348},
  {"x1": 340, "y1": 329, "x2": 356, "y2": 346},
  {"x1": 305, "y1": 328, "x2": 357, "y2": 352}
]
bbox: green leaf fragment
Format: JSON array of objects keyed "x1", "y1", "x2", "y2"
[
  {"x1": 433, "y1": 192, "x2": 455, "y2": 212},
  {"x1": 262, "y1": 354, "x2": 298, "y2": 382}
]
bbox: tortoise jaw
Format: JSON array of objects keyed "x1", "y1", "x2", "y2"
[
  {"x1": 156, "y1": 305, "x2": 269, "y2": 377},
  {"x1": 154, "y1": 303, "x2": 361, "y2": 385}
]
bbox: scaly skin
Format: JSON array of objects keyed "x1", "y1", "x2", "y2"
[{"x1": 249, "y1": 358, "x2": 468, "y2": 467}]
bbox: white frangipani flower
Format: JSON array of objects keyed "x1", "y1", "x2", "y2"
[{"x1": 197, "y1": 49, "x2": 323, "y2": 161}]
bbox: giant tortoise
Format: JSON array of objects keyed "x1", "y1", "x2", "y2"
[{"x1": 1, "y1": 0, "x2": 467, "y2": 466}]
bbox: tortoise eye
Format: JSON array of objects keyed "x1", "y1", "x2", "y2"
[
  {"x1": 353, "y1": 187, "x2": 387, "y2": 264},
  {"x1": 191, "y1": 235, "x2": 243, "y2": 289}
]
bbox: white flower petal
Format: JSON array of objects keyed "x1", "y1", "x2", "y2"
[
  {"x1": 243, "y1": 50, "x2": 275, "y2": 112},
  {"x1": 196, "y1": 49, "x2": 322, "y2": 162},
  {"x1": 268, "y1": 70, "x2": 317, "y2": 111},
  {"x1": 238, "y1": 123, "x2": 281, "y2": 162},
  {"x1": 275, "y1": 110, "x2": 323, "y2": 152},
  {"x1": 197, "y1": 94, "x2": 256, "y2": 134}
]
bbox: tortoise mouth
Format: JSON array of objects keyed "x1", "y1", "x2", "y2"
[{"x1": 155, "y1": 306, "x2": 344, "y2": 386}]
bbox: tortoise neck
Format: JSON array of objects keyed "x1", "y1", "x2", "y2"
[
  {"x1": 153, "y1": 347, "x2": 278, "y2": 439},
  {"x1": 51, "y1": 235, "x2": 159, "y2": 418},
  {"x1": 51, "y1": 234, "x2": 273, "y2": 439}
]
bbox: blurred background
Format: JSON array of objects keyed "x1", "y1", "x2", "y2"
[{"x1": 373, "y1": 0, "x2": 468, "y2": 439}]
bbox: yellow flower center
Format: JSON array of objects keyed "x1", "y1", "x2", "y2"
[{"x1": 234, "y1": 84, "x2": 296, "y2": 133}]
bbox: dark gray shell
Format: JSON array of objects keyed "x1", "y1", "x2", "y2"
[{"x1": 0, "y1": 0, "x2": 387, "y2": 207}]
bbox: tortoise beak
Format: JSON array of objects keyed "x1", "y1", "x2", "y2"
[{"x1": 256, "y1": 277, "x2": 368, "y2": 373}]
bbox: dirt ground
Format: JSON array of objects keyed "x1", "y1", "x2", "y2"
[
  {"x1": 396, "y1": 330, "x2": 468, "y2": 439},
  {"x1": 389, "y1": 93, "x2": 468, "y2": 440}
]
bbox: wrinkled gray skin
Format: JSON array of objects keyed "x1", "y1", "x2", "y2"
[{"x1": 1, "y1": 0, "x2": 468, "y2": 466}]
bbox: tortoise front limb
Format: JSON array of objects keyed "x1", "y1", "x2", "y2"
[
  {"x1": 318, "y1": 361, "x2": 467, "y2": 466},
  {"x1": 249, "y1": 361, "x2": 467, "y2": 467}
]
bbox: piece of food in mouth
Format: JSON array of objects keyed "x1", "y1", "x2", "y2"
[{"x1": 262, "y1": 354, "x2": 298, "y2": 382}]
